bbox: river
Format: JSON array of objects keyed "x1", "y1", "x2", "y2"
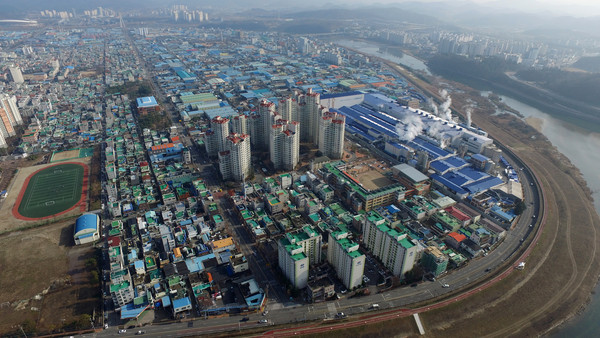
[
  {"x1": 493, "y1": 95, "x2": 600, "y2": 337},
  {"x1": 341, "y1": 39, "x2": 600, "y2": 335},
  {"x1": 335, "y1": 39, "x2": 431, "y2": 74}
]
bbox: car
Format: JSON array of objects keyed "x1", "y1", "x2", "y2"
[
  {"x1": 136, "y1": 330, "x2": 146, "y2": 335},
  {"x1": 336, "y1": 312, "x2": 346, "y2": 318},
  {"x1": 442, "y1": 283, "x2": 450, "y2": 288},
  {"x1": 371, "y1": 304, "x2": 380, "y2": 309},
  {"x1": 485, "y1": 267, "x2": 492, "y2": 272},
  {"x1": 259, "y1": 319, "x2": 268, "y2": 324},
  {"x1": 240, "y1": 317, "x2": 249, "y2": 322},
  {"x1": 118, "y1": 329, "x2": 127, "y2": 334},
  {"x1": 262, "y1": 311, "x2": 269, "y2": 316}
]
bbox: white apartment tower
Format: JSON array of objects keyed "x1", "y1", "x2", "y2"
[
  {"x1": 299, "y1": 88, "x2": 321, "y2": 144},
  {"x1": 327, "y1": 231, "x2": 365, "y2": 290},
  {"x1": 0, "y1": 94, "x2": 22, "y2": 138},
  {"x1": 278, "y1": 236, "x2": 309, "y2": 289},
  {"x1": 255, "y1": 100, "x2": 276, "y2": 151},
  {"x1": 211, "y1": 116, "x2": 230, "y2": 153},
  {"x1": 362, "y1": 217, "x2": 418, "y2": 278},
  {"x1": 278, "y1": 96, "x2": 298, "y2": 122},
  {"x1": 278, "y1": 225, "x2": 322, "y2": 289},
  {"x1": 0, "y1": 94, "x2": 23, "y2": 126},
  {"x1": 231, "y1": 113, "x2": 248, "y2": 135},
  {"x1": 218, "y1": 133, "x2": 251, "y2": 182},
  {"x1": 270, "y1": 120, "x2": 300, "y2": 171},
  {"x1": 318, "y1": 111, "x2": 345, "y2": 159}
]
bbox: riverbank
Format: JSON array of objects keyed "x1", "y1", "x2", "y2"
[{"x1": 342, "y1": 46, "x2": 600, "y2": 336}]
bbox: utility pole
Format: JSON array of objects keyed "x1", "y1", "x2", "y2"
[{"x1": 18, "y1": 325, "x2": 27, "y2": 338}]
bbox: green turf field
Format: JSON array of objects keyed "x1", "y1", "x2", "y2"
[{"x1": 17, "y1": 163, "x2": 85, "y2": 218}]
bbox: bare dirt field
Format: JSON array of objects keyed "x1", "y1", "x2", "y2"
[
  {"x1": 355, "y1": 170, "x2": 392, "y2": 191},
  {"x1": 0, "y1": 219, "x2": 98, "y2": 335},
  {"x1": 51, "y1": 149, "x2": 81, "y2": 162},
  {"x1": 0, "y1": 157, "x2": 91, "y2": 234}
]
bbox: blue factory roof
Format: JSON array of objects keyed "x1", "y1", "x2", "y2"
[
  {"x1": 430, "y1": 174, "x2": 469, "y2": 195},
  {"x1": 408, "y1": 137, "x2": 452, "y2": 160},
  {"x1": 457, "y1": 167, "x2": 489, "y2": 182},
  {"x1": 464, "y1": 176, "x2": 504, "y2": 194},
  {"x1": 75, "y1": 214, "x2": 98, "y2": 234},
  {"x1": 136, "y1": 96, "x2": 158, "y2": 108}
]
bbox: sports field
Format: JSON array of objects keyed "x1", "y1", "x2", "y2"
[{"x1": 16, "y1": 163, "x2": 85, "y2": 219}]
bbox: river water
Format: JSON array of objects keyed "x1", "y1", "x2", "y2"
[
  {"x1": 338, "y1": 38, "x2": 600, "y2": 335},
  {"x1": 489, "y1": 94, "x2": 600, "y2": 336},
  {"x1": 335, "y1": 39, "x2": 431, "y2": 74}
]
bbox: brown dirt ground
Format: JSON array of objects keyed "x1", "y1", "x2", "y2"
[
  {"x1": 0, "y1": 219, "x2": 98, "y2": 335},
  {"x1": 51, "y1": 149, "x2": 81, "y2": 162},
  {"x1": 355, "y1": 170, "x2": 392, "y2": 191},
  {"x1": 0, "y1": 157, "x2": 91, "y2": 234}
]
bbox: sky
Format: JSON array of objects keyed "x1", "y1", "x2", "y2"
[{"x1": 349, "y1": 0, "x2": 600, "y2": 17}]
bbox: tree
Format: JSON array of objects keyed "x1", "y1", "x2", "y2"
[
  {"x1": 403, "y1": 265, "x2": 425, "y2": 284},
  {"x1": 514, "y1": 199, "x2": 526, "y2": 215}
]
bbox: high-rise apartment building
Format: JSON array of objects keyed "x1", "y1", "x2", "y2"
[
  {"x1": 0, "y1": 94, "x2": 22, "y2": 138},
  {"x1": 318, "y1": 111, "x2": 345, "y2": 159},
  {"x1": 299, "y1": 88, "x2": 321, "y2": 144},
  {"x1": 218, "y1": 133, "x2": 251, "y2": 182},
  {"x1": 327, "y1": 230, "x2": 365, "y2": 290},
  {"x1": 254, "y1": 100, "x2": 276, "y2": 151},
  {"x1": 211, "y1": 116, "x2": 229, "y2": 153},
  {"x1": 270, "y1": 120, "x2": 300, "y2": 171},
  {"x1": 230, "y1": 113, "x2": 248, "y2": 135},
  {"x1": 278, "y1": 96, "x2": 298, "y2": 122},
  {"x1": 278, "y1": 225, "x2": 322, "y2": 289},
  {"x1": 362, "y1": 213, "x2": 418, "y2": 278},
  {"x1": 278, "y1": 236, "x2": 309, "y2": 289}
]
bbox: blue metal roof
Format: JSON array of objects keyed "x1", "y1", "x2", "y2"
[
  {"x1": 457, "y1": 167, "x2": 489, "y2": 181},
  {"x1": 430, "y1": 174, "x2": 468, "y2": 195},
  {"x1": 74, "y1": 214, "x2": 98, "y2": 234},
  {"x1": 464, "y1": 176, "x2": 504, "y2": 194},
  {"x1": 136, "y1": 96, "x2": 158, "y2": 108},
  {"x1": 172, "y1": 297, "x2": 191, "y2": 309}
]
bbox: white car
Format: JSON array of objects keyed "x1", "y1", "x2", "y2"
[
  {"x1": 442, "y1": 283, "x2": 450, "y2": 288},
  {"x1": 118, "y1": 329, "x2": 127, "y2": 334}
]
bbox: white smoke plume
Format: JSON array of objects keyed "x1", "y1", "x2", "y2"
[
  {"x1": 427, "y1": 97, "x2": 439, "y2": 116},
  {"x1": 396, "y1": 114, "x2": 424, "y2": 142},
  {"x1": 439, "y1": 89, "x2": 452, "y2": 121},
  {"x1": 439, "y1": 136, "x2": 449, "y2": 149},
  {"x1": 465, "y1": 107, "x2": 472, "y2": 128}
]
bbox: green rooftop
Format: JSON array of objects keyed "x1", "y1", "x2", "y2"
[{"x1": 110, "y1": 280, "x2": 130, "y2": 293}]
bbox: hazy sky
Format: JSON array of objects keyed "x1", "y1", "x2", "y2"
[{"x1": 358, "y1": 0, "x2": 600, "y2": 17}]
